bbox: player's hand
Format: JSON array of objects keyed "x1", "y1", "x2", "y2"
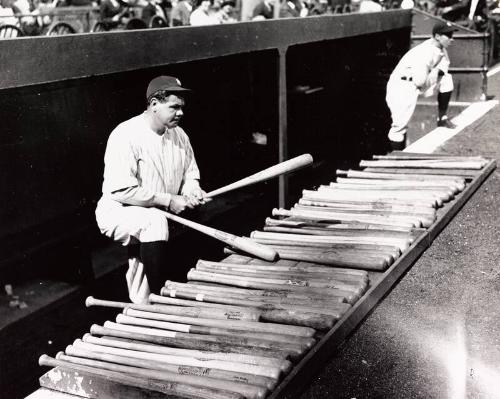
[
  {"x1": 186, "y1": 188, "x2": 211, "y2": 206},
  {"x1": 169, "y1": 194, "x2": 194, "y2": 214}
]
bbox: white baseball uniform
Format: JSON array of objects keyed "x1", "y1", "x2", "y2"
[
  {"x1": 95, "y1": 112, "x2": 200, "y2": 246},
  {"x1": 386, "y1": 38, "x2": 453, "y2": 143}
]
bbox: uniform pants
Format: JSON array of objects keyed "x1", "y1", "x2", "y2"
[
  {"x1": 386, "y1": 73, "x2": 453, "y2": 143},
  {"x1": 96, "y1": 199, "x2": 170, "y2": 303}
]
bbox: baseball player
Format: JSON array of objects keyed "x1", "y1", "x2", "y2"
[
  {"x1": 385, "y1": 20, "x2": 458, "y2": 150},
  {"x1": 95, "y1": 76, "x2": 206, "y2": 304}
]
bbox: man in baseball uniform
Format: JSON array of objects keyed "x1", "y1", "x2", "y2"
[
  {"x1": 386, "y1": 20, "x2": 458, "y2": 150},
  {"x1": 95, "y1": 76, "x2": 206, "y2": 303}
]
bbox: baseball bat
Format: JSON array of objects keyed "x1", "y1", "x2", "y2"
[
  {"x1": 82, "y1": 334, "x2": 290, "y2": 371},
  {"x1": 164, "y1": 282, "x2": 346, "y2": 302},
  {"x1": 121, "y1": 307, "x2": 316, "y2": 337},
  {"x1": 57, "y1": 350, "x2": 269, "y2": 398},
  {"x1": 90, "y1": 324, "x2": 292, "y2": 360},
  {"x1": 162, "y1": 286, "x2": 347, "y2": 325},
  {"x1": 73, "y1": 339, "x2": 282, "y2": 379},
  {"x1": 39, "y1": 354, "x2": 243, "y2": 399},
  {"x1": 195, "y1": 260, "x2": 369, "y2": 281},
  {"x1": 192, "y1": 265, "x2": 367, "y2": 288},
  {"x1": 362, "y1": 166, "x2": 478, "y2": 177},
  {"x1": 375, "y1": 153, "x2": 487, "y2": 162},
  {"x1": 188, "y1": 264, "x2": 367, "y2": 293},
  {"x1": 171, "y1": 280, "x2": 353, "y2": 300},
  {"x1": 335, "y1": 177, "x2": 462, "y2": 194},
  {"x1": 251, "y1": 230, "x2": 409, "y2": 251},
  {"x1": 162, "y1": 284, "x2": 348, "y2": 317},
  {"x1": 98, "y1": 322, "x2": 309, "y2": 356},
  {"x1": 115, "y1": 315, "x2": 315, "y2": 348},
  {"x1": 187, "y1": 269, "x2": 359, "y2": 301},
  {"x1": 223, "y1": 247, "x2": 387, "y2": 272},
  {"x1": 205, "y1": 154, "x2": 313, "y2": 198},
  {"x1": 336, "y1": 169, "x2": 466, "y2": 185},
  {"x1": 85, "y1": 296, "x2": 260, "y2": 321},
  {"x1": 272, "y1": 208, "x2": 418, "y2": 228},
  {"x1": 296, "y1": 200, "x2": 436, "y2": 219},
  {"x1": 359, "y1": 159, "x2": 485, "y2": 169},
  {"x1": 161, "y1": 211, "x2": 278, "y2": 262}
]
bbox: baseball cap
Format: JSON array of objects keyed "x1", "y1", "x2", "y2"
[
  {"x1": 432, "y1": 20, "x2": 458, "y2": 36},
  {"x1": 146, "y1": 76, "x2": 191, "y2": 99}
]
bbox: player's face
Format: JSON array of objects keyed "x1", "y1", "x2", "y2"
[
  {"x1": 437, "y1": 32, "x2": 453, "y2": 48},
  {"x1": 155, "y1": 94, "x2": 185, "y2": 128}
]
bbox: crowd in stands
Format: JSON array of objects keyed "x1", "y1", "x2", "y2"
[{"x1": 1, "y1": 0, "x2": 500, "y2": 36}]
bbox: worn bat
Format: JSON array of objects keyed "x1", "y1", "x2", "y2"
[{"x1": 205, "y1": 154, "x2": 313, "y2": 198}]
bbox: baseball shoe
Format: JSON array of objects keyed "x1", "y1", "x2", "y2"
[
  {"x1": 437, "y1": 117, "x2": 457, "y2": 129},
  {"x1": 390, "y1": 140, "x2": 405, "y2": 151}
]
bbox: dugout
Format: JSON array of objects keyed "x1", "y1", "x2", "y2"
[{"x1": 0, "y1": 12, "x2": 413, "y2": 397}]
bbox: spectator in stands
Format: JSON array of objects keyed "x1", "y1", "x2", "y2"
[
  {"x1": 306, "y1": 0, "x2": 329, "y2": 15},
  {"x1": 142, "y1": 0, "x2": 167, "y2": 23},
  {"x1": 358, "y1": 0, "x2": 383, "y2": 12},
  {"x1": 189, "y1": 0, "x2": 218, "y2": 24},
  {"x1": 0, "y1": 0, "x2": 20, "y2": 26},
  {"x1": 100, "y1": 0, "x2": 130, "y2": 29},
  {"x1": 215, "y1": 0, "x2": 236, "y2": 22},
  {"x1": 252, "y1": 0, "x2": 273, "y2": 20},
  {"x1": 170, "y1": 0, "x2": 192, "y2": 25},
  {"x1": 96, "y1": 75, "x2": 206, "y2": 304},
  {"x1": 436, "y1": 0, "x2": 487, "y2": 28}
]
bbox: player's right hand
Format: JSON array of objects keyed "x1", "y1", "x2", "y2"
[{"x1": 169, "y1": 194, "x2": 194, "y2": 214}]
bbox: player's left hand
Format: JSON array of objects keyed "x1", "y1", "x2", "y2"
[{"x1": 187, "y1": 188, "x2": 211, "y2": 206}]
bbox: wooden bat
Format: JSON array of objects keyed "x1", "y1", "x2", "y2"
[
  {"x1": 95, "y1": 323, "x2": 307, "y2": 357},
  {"x1": 262, "y1": 224, "x2": 419, "y2": 241},
  {"x1": 57, "y1": 350, "x2": 269, "y2": 399},
  {"x1": 192, "y1": 265, "x2": 368, "y2": 289},
  {"x1": 336, "y1": 169, "x2": 466, "y2": 185},
  {"x1": 162, "y1": 284, "x2": 347, "y2": 317},
  {"x1": 81, "y1": 334, "x2": 290, "y2": 372},
  {"x1": 187, "y1": 269, "x2": 360, "y2": 301},
  {"x1": 158, "y1": 283, "x2": 346, "y2": 302},
  {"x1": 205, "y1": 154, "x2": 313, "y2": 198},
  {"x1": 251, "y1": 230, "x2": 410, "y2": 251},
  {"x1": 195, "y1": 260, "x2": 369, "y2": 281},
  {"x1": 223, "y1": 246, "x2": 387, "y2": 272},
  {"x1": 73, "y1": 339, "x2": 283, "y2": 379},
  {"x1": 360, "y1": 159, "x2": 485, "y2": 169},
  {"x1": 335, "y1": 177, "x2": 462, "y2": 194},
  {"x1": 39, "y1": 354, "x2": 243, "y2": 399},
  {"x1": 121, "y1": 307, "x2": 316, "y2": 337},
  {"x1": 375, "y1": 152, "x2": 487, "y2": 162},
  {"x1": 272, "y1": 208, "x2": 420, "y2": 228},
  {"x1": 85, "y1": 296, "x2": 260, "y2": 321},
  {"x1": 162, "y1": 287, "x2": 344, "y2": 327},
  {"x1": 90, "y1": 324, "x2": 292, "y2": 360},
  {"x1": 316, "y1": 186, "x2": 443, "y2": 207},
  {"x1": 362, "y1": 167, "x2": 478, "y2": 177},
  {"x1": 115, "y1": 314, "x2": 315, "y2": 348},
  {"x1": 160, "y1": 211, "x2": 277, "y2": 261}
]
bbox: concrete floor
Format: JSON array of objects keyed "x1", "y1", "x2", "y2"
[{"x1": 299, "y1": 75, "x2": 500, "y2": 398}]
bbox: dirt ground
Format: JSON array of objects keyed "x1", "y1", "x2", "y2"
[{"x1": 300, "y1": 73, "x2": 500, "y2": 398}]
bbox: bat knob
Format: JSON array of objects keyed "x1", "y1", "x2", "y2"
[{"x1": 85, "y1": 296, "x2": 95, "y2": 307}]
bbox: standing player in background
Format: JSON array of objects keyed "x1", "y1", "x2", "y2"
[
  {"x1": 385, "y1": 20, "x2": 458, "y2": 150},
  {"x1": 95, "y1": 76, "x2": 206, "y2": 304}
]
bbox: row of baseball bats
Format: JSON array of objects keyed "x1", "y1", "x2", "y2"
[
  {"x1": 40, "y1": 255, "x2": 369, "y2": 398},
  {"x1": 38, "y1": 151, "x2": 487, "y2": 398}
]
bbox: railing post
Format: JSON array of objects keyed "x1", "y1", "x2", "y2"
[{"x1": 278, "y1": 46, "x2": 288, "y2": 208}]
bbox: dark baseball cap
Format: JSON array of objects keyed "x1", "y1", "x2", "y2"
[
  {"x1": 146, "y1": 76, "x2": 191, "y2": 99},
  {"x1": 432, "y1": 20, "x2": 458, "y2": 36}
]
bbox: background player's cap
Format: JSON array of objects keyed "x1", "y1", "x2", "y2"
[
  {"x1": 146, "y1": 76, "x2": 191, "y2": 99},
  {"x1": 432, "y1": 20, "x2": 458, "y2": 36}
]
